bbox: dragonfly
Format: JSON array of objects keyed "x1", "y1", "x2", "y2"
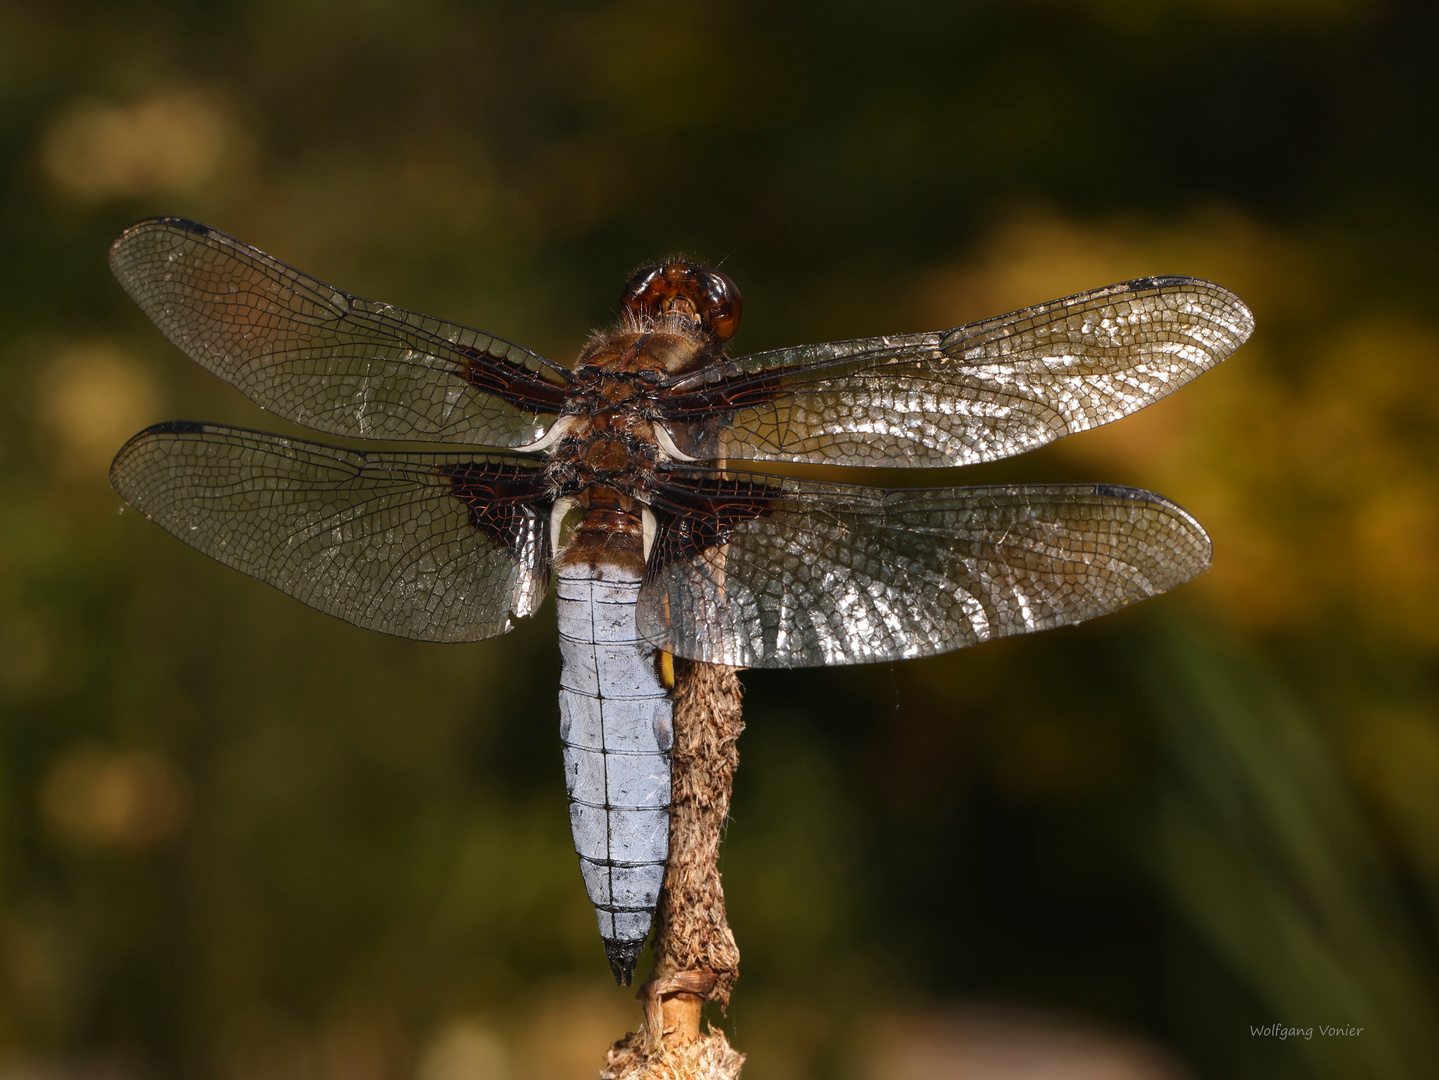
[{"x1": 108, "y1": 218, "x2": 1252, "y2": 984}]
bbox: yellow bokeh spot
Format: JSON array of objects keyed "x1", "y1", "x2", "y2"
[
  {"x1": 41, "y1": 90, "x2": 233, "y2": 201},
  {"x1": 40, "y1": 743, "x2": 188, "y2": 848},
  {"x1": 38, "y1": 342, "x2": 162, "y2": 479}
]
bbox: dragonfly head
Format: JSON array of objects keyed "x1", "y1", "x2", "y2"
[{"x1": 622, "y1": 260, "x2": 743, "y2": 343}]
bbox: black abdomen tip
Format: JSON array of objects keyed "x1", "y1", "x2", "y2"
[{"x1": 605, "y1": 938, "x2": 645, "y2": 986}]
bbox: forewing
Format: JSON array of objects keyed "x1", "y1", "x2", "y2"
[
  {"x1": 111, "y1": 422, "x2": 551, "y2": 642},
  {"x1": 638, "y1": 473, "x2": 1211, "y2": 667},
  {"x1": 660, "y1": 277, "x2": 1252, "y2": 467},
  {"x1": 110, "y1": 218, "x2": 571, "y2": 446}
]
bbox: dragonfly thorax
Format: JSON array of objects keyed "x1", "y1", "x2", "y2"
[
  {"x1": 545, "y1": 371, "x2": 663, "y2": 574},
  {"x1": 578, "y1": 317, "x2": 721, "y2": 377}
]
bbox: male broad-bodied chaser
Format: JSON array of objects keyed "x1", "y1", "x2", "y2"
[{"x1": 108, "y1": 219, "x2": 1252, "y2": 982}]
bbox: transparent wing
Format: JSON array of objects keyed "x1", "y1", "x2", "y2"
[
  {"x1": 110, "y1": 422, "x2": 551, "y2": 642},
  {"x1": 660, "y1": 277, "x2": 1252, "y2": 467},
  {"x1": 110, "y1": 218, "x2": 571, "y2": 446},
  {"x1": 638, "y1": 472, "x2": 1211, "y2": 667}
]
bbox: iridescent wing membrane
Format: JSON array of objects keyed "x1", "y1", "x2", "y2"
[
  {"x1": 640, "y1": 470, "x2": 1212, "y2": 667},
  {"x1": 110, "y1": 421, "x2": 550, "y2": 642},
  {"x1": 111, "y1": 219, "x2": 1249, "y2": 660},
  {"x1": 110, "y1": 218, "x2": 571, "y2": 445},
  {"x1": 662, "y1": 277, "x2": 1252, "y2": 468}
]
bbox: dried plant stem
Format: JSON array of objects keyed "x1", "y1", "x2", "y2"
[{"x1": 602, "y1": 659, "x2": 746, "y2": 1079}]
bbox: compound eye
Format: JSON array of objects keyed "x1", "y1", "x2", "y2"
[
  {"x1": 694, "y1": 267, "x2": 743, "y2": 341},
  {"x1": 620, "y1": 264, "x2": 667, "y2": 321}
]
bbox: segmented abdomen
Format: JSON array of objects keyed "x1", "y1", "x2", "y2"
[{"x1": 555, "y1": 564, "x2": 673, "y2": 984}]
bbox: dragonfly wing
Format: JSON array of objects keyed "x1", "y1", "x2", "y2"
[
  {"x1": 111, "y1": 218, "x2": 571, "y2": 446},
  {"x1": 111, "y1": 422, "x2": 551, "y2": 642},
  {"x1": 660, "y1": 277, "x2": 1251, "y2": 467},
  {"x1": 637, "y1": 471, "x2": 1210, "y2": 667}
]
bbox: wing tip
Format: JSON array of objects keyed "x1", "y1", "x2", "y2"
[
  {"x1": 1092, "y1": 483, "x2": 1213, "y2": 576},
  {"x1": 109, "y1": 217, "x2": 213, "y2": 282},
  {"x1": 1124, "y1": 274, "x2": 1256, "y2": 348},
  {"x1": 109, "y1": 420, "x2": 211, "y2": 495},
  {"x1": 115, "y1": 215, "x2": 211, "y2": 239}
]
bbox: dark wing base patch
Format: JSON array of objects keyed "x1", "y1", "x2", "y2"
[
  {"x1": 647, "y1": 472, "x2": 780, "y2": 572},
  {"x1": 455, "y1": 343, "x2": 570, "y2": 414},
  {"x1": 440, "y1": 461, "x2": 553, "y2": 559}
]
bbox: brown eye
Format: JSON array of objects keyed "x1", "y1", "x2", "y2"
[
  {"x1": 620, "y1": 264, "x2": 666, "y2": 321},
  {"x1": 693, "y1": 267, "x2": 743, "y2": 341},
  {"x1": 620, "y1": 262, "x2": 744, "y2": 341}
]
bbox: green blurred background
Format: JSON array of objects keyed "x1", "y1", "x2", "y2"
[{"x1": 2, "y1": 0, "x2": 1438, "y2": 1077}]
